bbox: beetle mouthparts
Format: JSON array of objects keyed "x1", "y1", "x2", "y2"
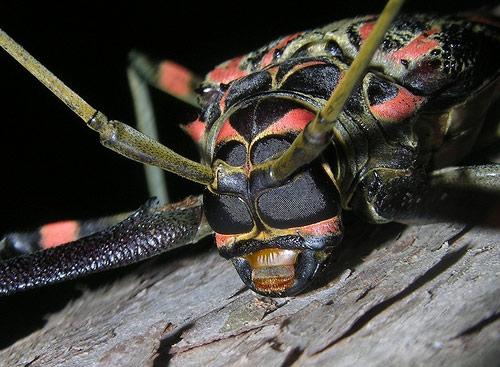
[
  {"x1": 243, "y1": 249, "x2": 300, "y2": 294},
  {"x1": 243, "y1": 248, "x2": 300, "y2": 268}
]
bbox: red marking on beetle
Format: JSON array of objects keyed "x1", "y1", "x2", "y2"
[
  {"x1": 244, "y1": 160, "x2": 252, "y2": 174},
  {"x1": 264, "y1": 109, "x2": 315, "y2": 135},
  {"x1": 219, "y1": 90, "x2": 229, "y2": 112},
  {"x1": 261, "y1": 33, "x2": 303, "y2": 68},
  {"x1": 293, "y1": 60, "x2": 327, "y2": 70},
  {"x1": 159, "y1": 61, "x2": 192, "y2": 98},
  {"x1": 389, "y1": 29, "x2": 440, "y2": 61},
  {"x1": 216, "y1": 120, "x2": 240, "y2": 144},
  {"x1": 209, "y1": 56, "x2": 248, "y2": 84},
  {"x1": 297, "y1": 216, "x2": 341, "y2": 236},
  {"x1": 215, "y1": 233, "x2": 234, "y2": 248},
  {"x1": 183, "y1": 118, "x2": 206, "y2": 143},
  {"x1": 370, "y1": 86, "x2": 425, "y2": 122},
  {"x1": 267, "y1": 66, "x2": 279, "y2": 77},
  {"x1": 359, "y1": 21, "x2": 376, "y2": 43},
  {"x1": 40, "y1": 220, "x2": 80, "y2": 249}
]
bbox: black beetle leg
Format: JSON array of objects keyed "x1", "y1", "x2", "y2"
[
  {"x1": 0, "y1": 211, "x2": 132, "y2": 260},
  {"x1": 350, "y1": 165, "x2": 500, "y2": 225},
  {"x1": 0, "y1": 196, "x2": 212, "y2": 295}
]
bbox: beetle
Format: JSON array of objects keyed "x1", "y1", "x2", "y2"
[{"x1": 0, "y1": 0, "x2": 499, "y2": 300}]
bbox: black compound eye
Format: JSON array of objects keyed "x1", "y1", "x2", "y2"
[
  {"x1": 257, "y1": 165, "x2": 340, "y2": 229},
  {"x1": 199, "y1": 86, "x2": 223, "y2": 107},
  {"x1": 203, "y1": 190, "x2": 254, "y2": 234}
]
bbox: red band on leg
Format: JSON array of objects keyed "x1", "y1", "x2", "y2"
[{"x1": 40, "y1": 220, "x2": 80, "y2": 249}]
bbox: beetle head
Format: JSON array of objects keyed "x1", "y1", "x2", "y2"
[
  {"x1": 202, "y1": 96, "x2": 343, "y2": 296},
  {"x1": 204, "y1": 160, "x2": 343, "y2": 296}
]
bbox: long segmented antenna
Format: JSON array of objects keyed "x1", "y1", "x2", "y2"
[
  {"x1": 0, "y1": 29, "x2": 214, "y2": 185},
  {"x1": 270, "y1": 0, "x2": 405, "y2": 183}
]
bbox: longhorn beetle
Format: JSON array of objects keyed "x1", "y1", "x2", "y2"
[{"x1": 0, "y1": 0, "x2": 499, "y2": 299}]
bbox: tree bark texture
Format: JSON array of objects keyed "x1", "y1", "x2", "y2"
[{"x1": 0, "y1": 215, "x2": 499, "y2": 367}]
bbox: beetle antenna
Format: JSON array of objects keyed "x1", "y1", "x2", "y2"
[
  {"x1": 270, "y1": 0, "x2": 405, "y2": 183},
  {"x1": 0, "y1": 29, "x2": 214, "y2": 185}
]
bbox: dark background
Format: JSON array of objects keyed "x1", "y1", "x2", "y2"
[{"x1": 0, "y1": 0, "x2": 498, "y2": 348}]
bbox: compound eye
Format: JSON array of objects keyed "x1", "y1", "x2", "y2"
[
  {"x1": 203, "y1": 190, "x2": 254, "y2": 234},
  {"x1": 257, "y1": 164, "x2": 340, "y2": 228},
  {"x1": 199, "y1": 86, "x2": 223, "y2": 107}
]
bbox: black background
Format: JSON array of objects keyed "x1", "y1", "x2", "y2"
[{"x1": 0, "y1": 0, "x2": 498, "y2": 349}]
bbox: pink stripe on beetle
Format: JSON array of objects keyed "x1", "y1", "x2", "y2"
[
  {"x1": 215, "y1": 121, "x2": 241, "y2": 145},
  {"x1": 183, "y1": 118, "x2": 207, "y2": 143},
  {"x1": 263, "y1": 109, "x2": 315, "y2": 135},
  {"x1": 159, "y1": 61, "x2": 193, "y2": 98},
  {"x1": 261, "y1": 33, "x2": 303, "y2": 68},
  {"x1": 40, "y1": 220, "x2": 80, "y2": 249},
  {"x1": 208, "y1": 56, "x2": 248, "y2": 84},
  {"x1": 389, "y1": 29, "x2": 440, "y2": 61},
  {"x1": 370, "y1": 86, "x2": 425, "y2": 122}
]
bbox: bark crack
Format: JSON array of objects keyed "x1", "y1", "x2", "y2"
[
  {"x1": 280, "y1": 346, "x2": 304, "y2": 367},
  {"x1": 153, "y1": 322, "x2": 194, "y2": 367},
  {"x1": 313, "y1": 244, "x2": 469, "y2": 354},
  {"x1": 452, "y1": 312, "x2": 500, "y2": 339}
]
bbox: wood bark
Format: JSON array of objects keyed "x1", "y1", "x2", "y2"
[{"x1": 0, "y1": 214, "x2": 499, "y2": 367}]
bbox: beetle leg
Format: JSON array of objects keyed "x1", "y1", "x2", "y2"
[
  {"x1": 350, "y1": 165, "x2": 500, "y2": 225},
  {"x1": 126, "y1": 51, "x2": 206, "y2": 203},
  {"x1": 129, "y1": 51, "x2": 202, "y2": 108},
  {"x1": 0, "y1": 211, "x2": 132, "y2": 260},
  {"x1": 127, "y1": 51, "x2": 207, "y2": 202},
  {"x1": 0, "y1": 196, "x2": 213, "y2": 295},
  {"x1": 127, "y1": 64, "x2": 169, "y2": 204}
]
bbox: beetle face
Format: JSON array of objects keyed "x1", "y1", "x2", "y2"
[{"x1": 203, "y1": 96, "x2": 343, "y2": 296}]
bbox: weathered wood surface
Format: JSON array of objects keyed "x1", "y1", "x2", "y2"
[{"x1": 0, "y1": 216, "x2": 499, "y2": 367}]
